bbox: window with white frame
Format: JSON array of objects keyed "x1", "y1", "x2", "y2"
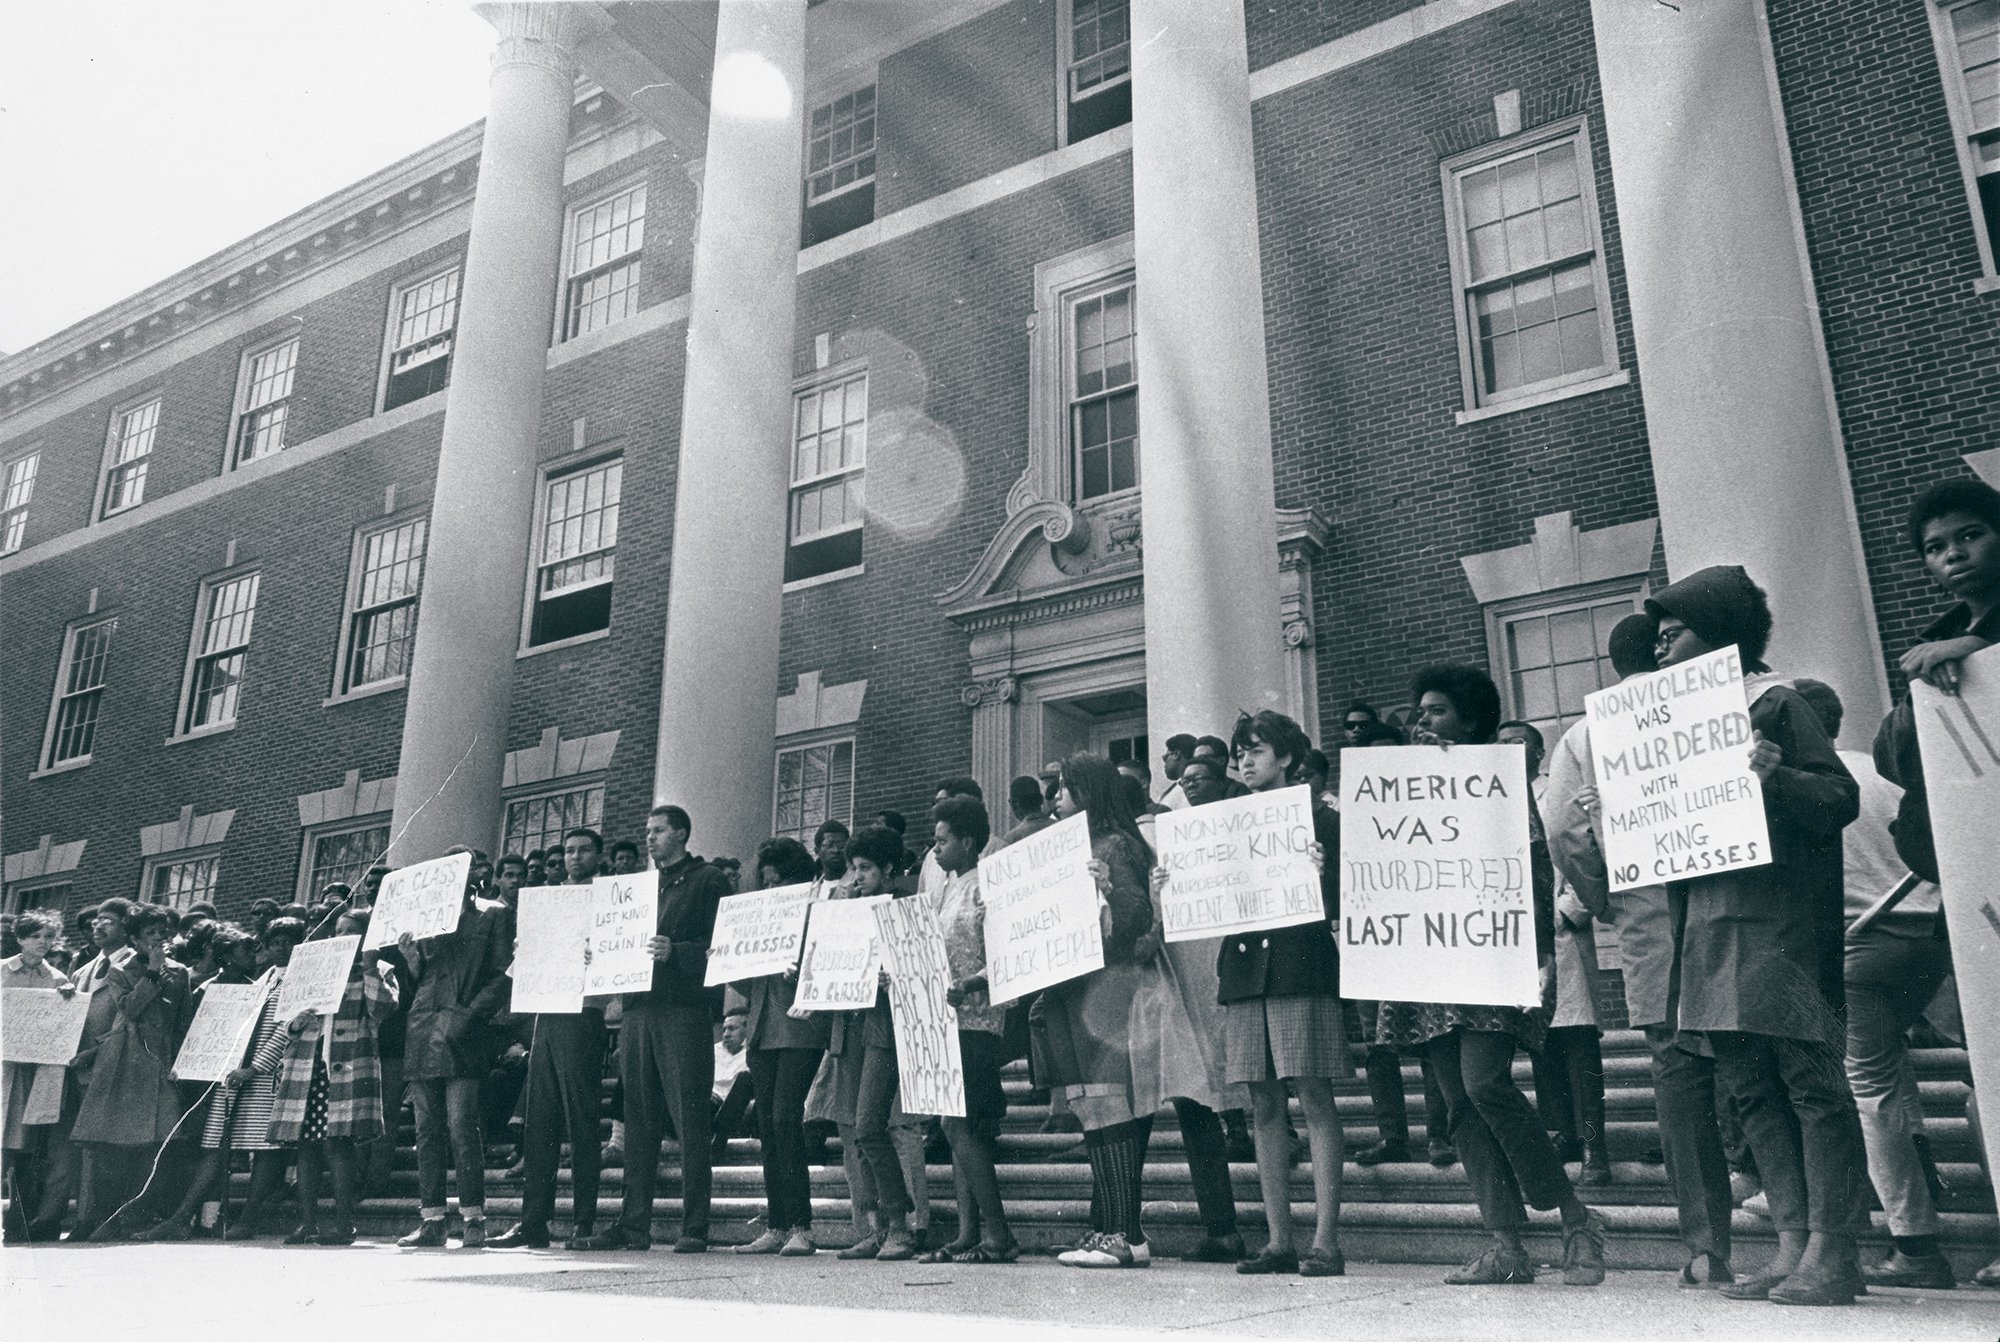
[
  {"x1": 1068, "y1": 280, "x2": 1139, "y2": 500},
  {"x1": 179, "y1": 572, "x2": 261, "y2": 734},
  {"x1": 5, "y1": 881, "x2": 72, "y2": 916},
  {"x1": 298, "y1": 820, "x2": 391, "y2": 901},
  {"x1": 502, "y1": 782, "x2": 605, "y2": 860},
  {"x1": 1064, "y1": 0, "x2": 1132, "y2": 145},
  {"x1": 1487, "y1": 585, "x2": 1645, "y2": 757},
  {"x1": 232, "y1": 337, "x2": 301, "y2": 467},
  {"x1": 1936, "y1": 0, "x2": 2000, "y2": 271},
  {"x1": 564, "y1": 182, "x2": 647, "y2": 340},
  {"x1": 527, "y1": 458, "x2": 621, "y2": 648},
  {"x1": 786, "y1": 372, "x2": 866, "y2": 583},
  {"x1": 3, "y1": 451, "x2": 39, "y2": 553},
  {"x1": 774, "y1": 738, "x2": 854, "y2": 843},
  {"x1": 102, "y1": 397, "x2": 161, "y2": 516},
  {"x1": 1444, "y1": 121, "x2": 1617, "y2": 410},
  {"x1": 43, "y1": 617, "x2": 116, "y2": 769},
  {"x1": 143, "y1": 852, "x2": 221, "y2": 910},
  {"x1": 338, "y1": 516, "x2": 427, "y2": 693},
  {"x1": 383, "y1": 268, "x2": 460, "y2": 411},
  {"x1": 804, "y1": 86, "x2": 877, "y2": 246}
]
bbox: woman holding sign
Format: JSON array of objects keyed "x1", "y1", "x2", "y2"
[{"x1": 3, "y1": 911, "x2": 75, "y2": 1235}]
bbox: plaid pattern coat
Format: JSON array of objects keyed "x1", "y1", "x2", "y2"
[{"x1": 266, "y1": 961, "x2": 400, "y2": 1144}]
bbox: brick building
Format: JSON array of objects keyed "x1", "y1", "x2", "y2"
[{"x1": 4, "y1": 0, "x2": 1997, "y2": 927}]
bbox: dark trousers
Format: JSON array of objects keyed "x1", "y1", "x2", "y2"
[
  {"x1": 1169, "y1": 1098, "x2": 1238, "y2": 1238},
  {"x1": 410, "y1": 1076, "x2": 484, "y2": 1214},
  {"x1": 1532, "y1": 1025, "x2": 1607, "y2": 1149},
  {"x1": 853, "y1": 1045, "x2": 909, "y2": 1221},
  {"x1": 1710, "y1": 1030, "x2": 1868, "y2": 1235},
  {"x1": 520, "y1": 1013, "x2": 606, "y2": 1234},
  {"x1": 747, "y1": 1046, "x2": 822, "y2": 1230},
  {"x1": 618, "y1": 1000, "x2": 714, "y2": 1238},
  {"x1": 1365, "y1": 1045, "x2": 1451, "y2": 1149},
  {"x1": 1428, "y1": 1029, "x2": 1574, "y2": 1233},
  {"x1": 1645, "y1": 1026, "x2": 1733, "y2": 1260},
  {"x1": 714, "y1": 1072, "x2": 756, "y2": 1144}
]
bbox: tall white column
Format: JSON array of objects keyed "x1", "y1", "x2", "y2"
[
  {"x1": 388, "y1": 3, "x2": 576, "y2": 864},
  {"x1": 1128, "y1": 0, "x2": 1288, "y2": 747},
  {"x1": 652, "y1": 1, "x2": 808, "y2": 867},
  {"x1": 1592, "y1": 0, "x2": 1888, "y2": 741}
]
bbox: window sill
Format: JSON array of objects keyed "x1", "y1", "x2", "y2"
[
  {"x1": 783, "y1": 563, "x2": 865, "y2": 594},
  {"x1": 1974, "y1": 275, "x2": 2000, "y2": 296},
  {"x1": 29, "y1": 756, "x2": 92, "y2": 781},
  {"x1": 322, "y1": 677, "x2": 407, "y2": 708},
  {"x1": 164, "y1": 720, "x2": 238, "y2": 747},
  {"x1": 517, "y1": 627, "x2": 611, "y2": 660},
  {"x1": 1454, "y1": 368, "x2": 1632, "y2": 425},
  {"x1": 100, "y1": 501, "x2": 144, "y2": 522}
]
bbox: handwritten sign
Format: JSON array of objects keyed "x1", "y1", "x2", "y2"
[
  {"x1": 978, "y1": 811, "x2": 1104, "y2": 1004},
  {"x1": 1156, "y1": 784, "x2": 1324, "y2": 942},
  {"x1": 874, "y1": 897, "x2": 965, "y2": 1117},
  {"x1": 1584, "y1": 645, "x2": 1772, "y2": 891},
  {"x1": 512, "y1": 885, "x2": 593, "y2": 1014},
  {"x1": 274, "y1": 936, "x2": 360, "y2": 1019},
  {"x1": 1339, "y1": 743, "x2": 1539, "y2": 1007},
  {"x1": 1, "y1": 987, "x2": 92, "y2": 1065},
  {"x1": 173, "y1": 981, "x2": 272, "y2": 1082},
  {"x1": 584, "y1": 872, "x2": 658, "y2": 997},
  {"x1": 363, "y1": 852, "x2": 472, "y2": 949},
  {"x1": 794, "y1": 897, "x2": 887, "y2": 1012},
  {"x1": 706, "y1": 883, "x2": 817, "y2": 987}
]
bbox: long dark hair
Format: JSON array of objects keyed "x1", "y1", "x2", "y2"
[{"x1": 1060, "y1": 752, "x2": 1153, "y2": 864}]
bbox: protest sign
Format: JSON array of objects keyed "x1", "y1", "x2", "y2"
[
  {"x1": 1912, "y1": 645, "x2": 2000, "y2": 1190},
  {"x1": 874, "y1": 897, "x2": 965, "y2": 1117},
  {"x1": 1584, "y1": 645, "x2": 1772, "y2": 892},
  {"x1": 512, "y1": 885, "x2": 593, "y2": 1013},
  {"x1": 978, "y1": 810, "x2": 1103, "y2": 1004},
  {"x1": 1, "y1": 987, "x2": 91, "y2": 1065},
  {"x1": 172, "y1": 980, "x2": 272, "y2": 1082},
  {"x1": 274, "y1": 935, "x2": 360, "y2": 1018},
  {"x1": 1156, "y1": 784, "x2": 1324, "y2": 942},
  {"x1": 705, "y1": 883, "x2": 817, "y2": 986},
  {"x1": 363, "y1": 851, "x2": 472, "y2": 949},
  {"x1": 793, "y1": 897, "x2": 887, "y2": 1012},
  {"x1": 1339, "y1": 742, "x2": 1538, "y2": 1007},
  {"x1": 584, "y1": 871, "x2": 659, "y2": 997}
]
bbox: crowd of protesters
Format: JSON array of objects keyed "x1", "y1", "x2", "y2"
[{"x1": 4, "y1": 478, "x2": 1997, "y2": 1304}]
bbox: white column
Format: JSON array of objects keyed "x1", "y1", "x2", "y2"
[
  {"x1": 1128, "y1": 0, "x2": 1288, "y2": 747},
  {"x1": 1592, "y1": 0, "x2": 1888, "y2": 741},
  {"x1": 652, "y1": 1, "x2": 808, "y2": 867},
  {"x1": 388, "y1": 3, "x2": 576, "y2": 864}
]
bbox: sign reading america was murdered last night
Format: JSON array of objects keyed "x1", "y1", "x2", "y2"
[
  {"x1": 1156, "y1": 784, "x2": 1324, "y2": 942},
  {"x1": 1339, "y1": 743, "x2": 1539, "y2": 1008},
  {"x1": 1585, "y1": 645, "x2": 1772, "y2": 891}
]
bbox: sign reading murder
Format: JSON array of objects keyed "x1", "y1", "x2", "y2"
[
  {"x1": 793, "y1": 896, "x2": 888, "y2": 1012},
  {"x1": 1339, "y1": 743, "x2": 1539, "y2": 1007},
  {"x1": 512, "y1": 885, "x2": 594, "y2": 1014},
  {"x1": 172, "y1": 980, "x2": 272, "y2": 1082},
  {"x1": 979, "y1": 811, "x2": 1104, "y2": 1004},
  {"x1": 874, "y1": 897, "x2": 966, "y2": 1117},
  {"x1": 1584, "y1": 645, "x2": 1772, "y2": 891},
  {"x1": 584, "y1": 872, "x2": 659, "y2": 997},
  {"x1": 1, "y1": 987, "x2": 92, "y2": 1065},
  {"x1": 363, "y1": 851, "x2": 473, "y2": 949},
  {"x1": 273, "y1": 935, "x2": 361, "y2": 1019},
  {"x1": 705, "y1": 883, "x2": 817, "y2": 987},
  {"x1": 1156, "y1": 784, "x2": 1324, "y2": 942}
]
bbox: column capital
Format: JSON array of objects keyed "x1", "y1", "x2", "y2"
[{"x1": 483, "y1": 2, "x2": 583, "y2": 80}]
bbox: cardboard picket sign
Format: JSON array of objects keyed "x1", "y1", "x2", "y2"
[
  {"x1": 874, "y1": 897, "x2": 965, "y2": 1117},
  {"x1": 978, "y1": 811, "x2": 1104, "y2": 1004},
  {"x1": 1155, "y1": 784, "x2": 1324, "y2": 942},
  {"x1": 511, "y1": 885, "x2": 594, "y2": 1014},
  {"x1": 273, "y1": 935, "x2": 361, "y2": 1019},
  {"x1": 363, "y1": 851, "x2": 472, "y2": 949},
  {"x1": 173, "y1": 979, "x2": 273, "y2": 1082},
  {"x1": 584, "y1": 871, "x2": 659, "y2": 997},
  {"x1": 793, "y1": 896, "x2": 887, "y2": 1012},
  {"x1": 705, "y1": 883, "x2": 817, "y2": 987},
  {"x1": 1, "y1": 987, "x2": 91, "y2": 1065}
]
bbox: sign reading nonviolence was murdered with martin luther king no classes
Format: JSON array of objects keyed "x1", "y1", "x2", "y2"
[
  {"x1": 584, "y1": 872, "x2": 659, "y2": 997},
  {"x1": 1585, "y1": 645, "x2": 1772, "y2": 892},
  {"x1": 1339, "y1": 743, "x2": 1540, "y2": 1008},
  {"x1": 793, "y1": 896, "x2": 889, "y2": 1011},
  {"x1": 362, "y1": 851, "x2": 473, "y2": 949},
  {"x1": 874, "y1": 896, "x2": 966, "y2": 1118},
  {"x1": 705, "y1": 883, "x2": 818, "y2": 987},
  {"x1": 980, "y1": 811, "x2": 1104, "y2": 1004},
  {"x1": 1156, "y1": 784, "x2": 1324, "y2": 942}
]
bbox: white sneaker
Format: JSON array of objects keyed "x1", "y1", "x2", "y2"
[{"x1": 1059, "y1": 1232, "x2": 1150, "y2": 1268}]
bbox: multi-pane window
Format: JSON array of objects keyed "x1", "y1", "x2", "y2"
[
  {"x1": 804, "y1": 87, "x2": 877, "y2": 245},
  {"x1": 44, "y1": 619, "x2": 115, "y2": 768},
  {"x1": 1494, "y1": 591, "x2": 1642, "y2": 756},
  {"x1": 233, "y1": 338, "x2": 300, "y2": 467},
  {"x1": 183, "y1": 572, "x2": 260, "y2": 733},
  {"x1": 300, "y1": 822, "x2": 391, "y2": 901},
  {"x1": 384, "y1": 269, "x2": 459, "y2": 410},
  {"x1": 1940, "y1": 0, "x2": 2000, "y2": 267},
  {"x1": 1447, "y1": 125, "x2": 1615, "y2": 408},
  {"x1": 528, "y1": 459, "x2": 621, "y2": 647},
  {"x1": 342, "y1": 518, "x2": 427, "y2": 692},
  {"x1": 146, "y1": 854, "x2": 220, "y2": 911},
  {"x1": 103, "y1": 398, "x2": 161, "y2": 516},
  {"x1": 1070, "y1": 282, "x2": 1139, "y2": 499},
  {"x1": 774, "y1": 739, "x2": 854, "y2": 843},
  {"x1": 3, "y1": 452, "x2": 38, "y2": 553},
  {"x1": 786, "y1": 374, "x2": 866, "y2": 583},
  {"x1": 5, "y1": 882, "x2": 71, "y2": 916},
  {"x1": 564, "y1": 184, "x2": 647, "y2": 340},
  {"x1": 503, "y1": 783, "x2": 605, "y2": 861},
  {"x1": 1066, "y1": 0, "x2": 1132, "y2": 144}
]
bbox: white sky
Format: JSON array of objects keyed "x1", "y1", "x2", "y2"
[{"x1": 0, "y1": 1, "x2": 497, "y2": 356}]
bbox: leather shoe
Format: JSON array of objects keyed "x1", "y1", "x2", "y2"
[
  {"x1": 1579, "y1": 1142, "x2": 1613, "y2": 1186},
  {"x1": 1428, "y1": 1143, "x2": 1459, "y2": 1168},
  {"x1": 1183, "y1": 1233, "x2": 1246, "y2": 1263},
  {"x1": 1769, "y1": 1265, "x2": 1858, "y2": 1307},
  {"x1": 1352, "y1": 1140, "x2": 1409, "y2": 1167},
  {"x1": 486, "y1": 1224, "x2": 552, "y2": 1250},
  {"x1": 1718, "y1": 1273, "x2": 1787, "y2": 1301},
  {"x1": 572, "y1": 1226, "x2": 651, "y2": 1251},
  {"x1": 397, "y1": 1220, "x2": 449, "y2": 1249},
  {"x1": 672, "y1": 1234, "x2": 709, "y2": 1254},
  {"x1": 1861, "y1": 1249, "x2": 1954, "y2": 1290},
  {"x1": 1236, "y1": 1247, "x2": 1300, "y2": 1275},
  {"x1": 459, "y1": 1220, "x2": 486, "y2": 1249}
]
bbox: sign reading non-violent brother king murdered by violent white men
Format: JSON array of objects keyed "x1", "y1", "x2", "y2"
[
  {"x1": 1339, "y1": 742, "x2": 1539, "y2": 1007},
  {"x1": 362, "y1": 851, "x2": 474, "y2": 949},
  {"x1": 1585, "y1": 644, "x2": 1772, "y2": 892},
  {"x1": 584, "y1": 871, "x2": 659, "y2": 997},
  {"x1": 705, "y1": 882, "x2": 818, "y2": 987},
  {"x1": 979, "y1": 810, "x2": 1105, "y2": 1003},
  {"x1": 794, "y1": 896, "x2": 889, "y2": 1011},
  {"x1": 874, "y1": 897, "x2": 966, "y2": 1117},
  {"x1": 172, "y1": 978, "x2": 273, "y2": 1082},
  {"x1": 1156, "y1": 784, "x2": 1324, "y2": 942}
]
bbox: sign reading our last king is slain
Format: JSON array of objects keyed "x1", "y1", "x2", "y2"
[
  {"x1": 979, "y1": 811, "x2": 1104, "y2": 1004},
  {"x1": 1156, "y1": 784, "x2": 1324, "y2": 942},
  {"x1": 1585, "y1": 645, "x2": 1771, "y2": 892},
  {"x1": 1339, "y1": 743, "x2": 1538, "y2": 1008}
]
